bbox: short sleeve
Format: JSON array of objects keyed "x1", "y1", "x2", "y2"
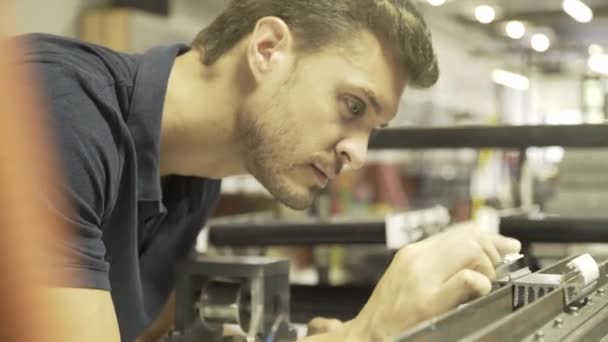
[{"x1": 38, "y1": 63, "x2": 122, "y2": 291}]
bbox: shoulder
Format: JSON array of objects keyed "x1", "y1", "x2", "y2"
[
  {"x1": 20, "y1": 33, "x2": 138, "y2": 91},
  {"x1": 18, "y1": 34, "x2": 133, "y2": 163}
]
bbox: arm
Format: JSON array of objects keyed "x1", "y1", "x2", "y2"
[
  {"x1": 134, "y1": 223, "x2": 519, "y2": 342},
  {"x1": 30, "y1": 64, "x2": 126, "y2": 341},
  {"x1": 299, "y1": 320, "x2": 367, "y2": 342},
  {"x1": 41, "y1": 288, "x2": 120, "y2": 342},
  {"x1": 136, "y1": 291, "x2": 175, "y2": 342},
  {"x1": 303, "y1": 222, "x2": 521, "y2": 341}
]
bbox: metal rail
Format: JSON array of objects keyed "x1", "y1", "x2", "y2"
[
  {"x1": 369, "y1": 125, "x2": 608, "y2": 149},
  {"x1": 395, "y1": 257, "x2": 608, "y2": 341}
]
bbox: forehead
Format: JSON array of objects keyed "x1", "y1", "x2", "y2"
[{"x1": 300, "y1": 31, "x2": 406, "y2": 117}]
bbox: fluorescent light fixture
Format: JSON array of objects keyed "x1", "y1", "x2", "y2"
[
  {"x1": 475, "y1": 5, "x2": 495, "y2": 24},
  {"x1": 491, "y1": 69, "x2": 530, "y2": 91},
  {"x1": 531, "y1": 33, "x2": 551, "y2": 52},
  {"x1": 589, "y1": 44, "x2": 603, "y2": 56},
  {"x1": 562, "y1": 0, "x2": 593, "y2": 23},
  {"x1": 588, "y1": 55, "x2": 608, "y2": 75},
  {"x1": 505, "y1": 21, "x2": 526, "y2": 39},
  {"x1": 426, "y1": 0, "x2": 446, "y2": 6}
]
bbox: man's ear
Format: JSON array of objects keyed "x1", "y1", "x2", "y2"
[{"x1": 247, "y1": 16, "x2": 294, "y2": 82}]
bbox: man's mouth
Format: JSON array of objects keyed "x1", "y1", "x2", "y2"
[{"x1": 311, "y1": 164, "x2": 329, "y2": 188}]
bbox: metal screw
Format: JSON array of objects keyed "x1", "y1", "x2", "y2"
[
  {"x1": 535, "y1": 330, "x2": 545, "y2": 340},
  {"x1": 569, "y1": 306, "x2": 579, "y2": 315},
  {"x1": 554, "y1": 318, "x2": 563, "y2": 327}
]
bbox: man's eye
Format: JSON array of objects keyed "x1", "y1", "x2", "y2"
[{"x1": 345, "y1": 96, "x2": 366, "y2": 118}]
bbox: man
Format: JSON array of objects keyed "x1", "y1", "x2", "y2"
[{"x1": 23, "y1": 0, "x2": 521, "y2": 341}]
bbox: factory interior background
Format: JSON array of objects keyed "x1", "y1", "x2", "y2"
[{"x1": 4, "y1": 0, "x2": 608, "y2": 340}]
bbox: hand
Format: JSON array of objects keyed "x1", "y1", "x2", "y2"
[
  {"x1": 347, "y1": 222, "x2": 521, "y2": 341},
  {"x1": 306, "y1": 317, "x2": 343, "y2": 336}
]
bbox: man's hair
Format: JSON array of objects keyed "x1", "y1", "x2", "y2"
[{"x1": 192, "y1": 0, "x2": 439, "y2": 88}]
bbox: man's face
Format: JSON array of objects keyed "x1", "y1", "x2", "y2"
[{"x1": 240, "y1": 30, "x2": 406, "y2": 209}]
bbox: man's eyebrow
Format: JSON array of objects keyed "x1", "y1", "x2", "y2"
[
  {"x1": 360, "y1": 87, "x2": 383, "y2": 116},
  {"x1": 358, "y1": 87, "x2": 391, "y2": 128}
]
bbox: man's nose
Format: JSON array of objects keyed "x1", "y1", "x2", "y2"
[{"x1": 335, "y1": 132, "x2": 368, "y2": 171}]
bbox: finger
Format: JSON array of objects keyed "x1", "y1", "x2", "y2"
[
  {"x1": 424, "y1": 230, "x2": 487, "y2": 282},
  {"x1": 307, "y1": 317, "x2": 343, "y2": 336},
  {"x1": 325, "y1": 319, "x2": 343, "y2": 331},
  {"x1": 429, "y1": 269, "x2": 492, "y2": 316},
  {"x1": 489, "y1": 234, "x2": 521, "y2": 256},
  {"x1": 448, "y1": 222, "x2": 520, "y2": 258},
  {"x1": 479, "y1": 233, "x2": 502, "y2": 265},
  {"x1": 471, "y1": 251, "x2": 496, "y2": 282}
]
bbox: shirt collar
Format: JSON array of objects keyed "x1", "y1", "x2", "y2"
[{"x1": 127, "y1": 43, "x2": 190, "y2": 217}]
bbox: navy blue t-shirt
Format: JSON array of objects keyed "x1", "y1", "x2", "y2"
[{"x1": 21, "y1": 33, "x2": 221, "y2": 341}]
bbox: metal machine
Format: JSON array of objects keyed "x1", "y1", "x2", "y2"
[
  {"x1": 169, "y1": 252, "x2": 608, "y2": 341},
  {"x1": 169, "y1": 255, "x2": 297, "y2": 342},
  {"x1": 397, "y1": 253, "x2": 608, "y2": 341}
]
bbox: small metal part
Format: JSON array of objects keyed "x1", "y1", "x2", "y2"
[
  {"x1": 559, "y1": 254, "x2": 600, "y2": 305},
  {"x1": 495, "y1": 253, "x2": 530, "y2": 282},
  {"x1": 568, "y1": 306, "x2": 579, "y2": 315},
  {"x1": 199, "y1": 281, "x2": 245, "y2": 326},
  {"x1": 512, "y1": 273, "x2": 561, "y2": 308},
  {"x1": 504, "y1": 253, "x2": 525, "y2": 264},
  {"x1": 562, "y1": 254, "x2": 599, "y2": 301},
  {"x1": 173, "y1": 255, "x2": 296, "y2": 342},
  {"x1": 394, "y1": 254, "x2": 608, "y2": 342},
  {"x1": 553, "y1": 318, "x2": 563, "y2": 327}
]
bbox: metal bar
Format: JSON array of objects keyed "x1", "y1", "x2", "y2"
[
  {"x1": 464, "y1": 288, "x2": 565, "y2": 341},
  {"x1": 289, "y1": 284, "x2": 373, "y2": 323},
  {"x1": 500, "y1": 215, "x2": 608, "y2": 243},
  {"x1": 368, "y1": 125, "x2": 608, "y2": 149},
  {"x1": 396, "y1": 257, "x2": 578, "y2": 341},
  {"x1": 561, "y1": 299, "x2": 608, "y2": 342},
  {"x1": 520, "y1": 285, "x2": 608, "y2": 341},
  {"x1": 560, "y1": 261, "x2": 608, "y2": 342},
  {"x1": 396, "y1": 286, "x2": 514, "y2": 341},
  {"x1": 209, "y1": 215, "x2": 608, "y2": 247},
  {"x1": 208, "y1": 219, "x2": 386, "y2": 246},
  {"x1": 466, "y1": 259, "x2": 608, "y2": 341}
]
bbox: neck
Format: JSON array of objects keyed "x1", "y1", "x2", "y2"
[{"x1": 160, "y1": 47, "x2": 250, "y2": 179}]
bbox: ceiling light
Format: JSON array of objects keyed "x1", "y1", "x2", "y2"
[
  {"x1": 588, "y1": 55, "x2": 608, "y2": 75},
  {"x1": 505, "y1": 21, "x2": 526, "y2": 39},
  {"x1": 531, "y1": 34, "x2": 551, "y2": 52},
  {"x1": 475, "y1": 5, "x2": 495, "y2": 24},
  {"x1": 589, "y1": 44, "x2": 603, "y2": 56},
  {"x1": 562, "y1": 0, "x2": 593, "y2": 23},
  {"x1": 426, "y1": 0, "x2": 446, "y2": 6},
  {"x1": 491, "y1": 69, "x2": 530, "y2": 91}
]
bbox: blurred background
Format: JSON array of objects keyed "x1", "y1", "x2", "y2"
[{"x1": 9, "y1": 0, "x2": 608, "y2": 321}]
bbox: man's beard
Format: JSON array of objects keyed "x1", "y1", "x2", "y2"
[{"x1": 236, "y1": 101, "x2": 319, "y2": 210}]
